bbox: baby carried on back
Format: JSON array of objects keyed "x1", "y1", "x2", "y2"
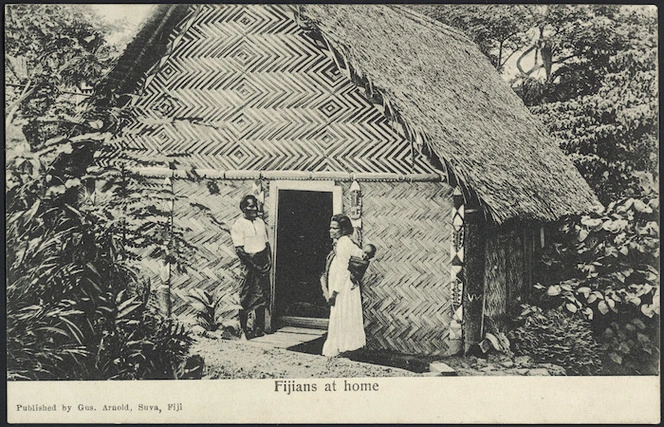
[{"x1": 321, "y1": 242, "x2": 376, "y2": 301}]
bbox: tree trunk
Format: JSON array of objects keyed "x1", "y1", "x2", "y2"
[
  {"x1": 5, "y1": 80, "x2": 35, "y2": 128},
  {"x1": 497, "y1": 41, "x2": 503, "y2": 70}
]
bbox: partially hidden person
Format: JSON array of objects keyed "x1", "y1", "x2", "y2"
[
  {"x1": 321, "y1": 214, "x2": 367, "y2": 357},
  {"x1": 231, "y1": 194, "x2": 271, "y2": 340}
]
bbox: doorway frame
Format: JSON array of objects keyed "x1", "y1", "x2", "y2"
[{"x1": 267, "y1": 180, "x2": 342, "y2": 330}]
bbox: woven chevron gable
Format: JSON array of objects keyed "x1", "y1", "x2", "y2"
[{"x1": 117, "y1": 4, "x2": 435, "y2": 175}]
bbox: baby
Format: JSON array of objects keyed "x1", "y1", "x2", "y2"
[
  {"x1": 349, "y1": 243, "x2": 377, "y2": 288},
  {"x1": 361, "y1": 243, "x2": 377, "y2": 260}
]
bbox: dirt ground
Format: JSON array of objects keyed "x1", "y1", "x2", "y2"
[
  {"x1": 192, "y1": 336, "x2": 418, "y2": 379},
  {"x1": 190, "y1": 334, "x2": 566, "y2": 379}
]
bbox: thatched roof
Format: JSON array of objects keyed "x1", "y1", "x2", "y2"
[
  {"x1": 101, "y1": 4, "x2": 600, "y2": 224},
  {"x1": 98, "y1": 5, "x2": 191, "y2": 99}
]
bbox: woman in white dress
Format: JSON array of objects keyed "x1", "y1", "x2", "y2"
[{"x1": 322, "y1": 214, "x2": 366, "y2": 357}]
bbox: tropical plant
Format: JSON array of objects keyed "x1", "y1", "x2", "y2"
[
  {"x1": 187, "y1": 289, "x2": 224, "y2": 332},
  {"x1": 6, "y1": 132, "x2": 119, "y2": 380},
  {"x1": 186, "y1": 288, "x2": 243, "y2": 335},
  {"x1": 533, "y1": 185, "x2": 659, "y2": 374},
  {"x1": 509, "y1": 305, "x2": 603, "y2": 375},
  {"x1": 6, "y1": 290, "x2": 89, "y2": 380},
  {"x1": 5, "y1": 5, "x2": 202, "y2": 380},
  {"x1": 102, "y1": 294, "x2": 195, "y2": 380}
]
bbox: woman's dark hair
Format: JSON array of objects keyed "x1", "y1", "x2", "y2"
[
  {"x1": 239, "y1": 194, "x2": 258, "y2": 210},
  {"x1": 331, "y1": 213, "x2": 354, "y2": 236}
]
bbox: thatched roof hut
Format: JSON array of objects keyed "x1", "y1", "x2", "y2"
[{"x1": 99, "y1": 4, "x2": 599, "y2": 356}]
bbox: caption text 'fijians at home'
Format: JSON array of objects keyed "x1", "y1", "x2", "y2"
[{"x1": 274, "y1": 379, "x2": 379, "y2": 395}]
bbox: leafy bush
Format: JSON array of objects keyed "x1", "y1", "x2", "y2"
[
  {"x1": 6, "y1": 292, "x2": 88, "y2": 380},
  {"x1": 5, "y1": 5, "x2": 207, "y2": 381},
  {"x1": 186, "y1": 288, "x2": 242, "y2": 335},
  {"x1": 6, "y1": 141, "x2": 127, "y2": 379},
  {"x1": 187, "y1": 289, "x2": 224, "y2": 332},
  {"x1": 6, "y1": 132, "x2": 197, "y2": 380},
  {"x1": 509, "y1": 305, "x2": 603, "y2": 375},
  {"x1": 534, "y1": 187, "x2": 659, "y2": 375},
  {"x1": 599, "y1": 317, "x2": 659, "y2": 375},
  {"x1": 88, "y1": 290, "x2": 195, "y2": 380}
]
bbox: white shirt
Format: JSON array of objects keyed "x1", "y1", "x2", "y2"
[{"x1": 231, "y1": 216, "x2": 268, "y2": 254}]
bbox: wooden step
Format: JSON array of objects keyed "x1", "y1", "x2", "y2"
[
  {"x1": 278, "y1": 326, "x2": 327, "y2": 336},
  {"x1": 279, "y1": 316, "x2": 328, "y2": 329},
  {"x1": 246, "y1": 327, "x2": 326, "y2": 349}
]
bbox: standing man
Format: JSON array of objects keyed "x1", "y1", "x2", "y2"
[{"x1": 231, "y1": 194, "x2": 271, "y2": 340}]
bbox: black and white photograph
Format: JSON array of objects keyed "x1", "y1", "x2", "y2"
[{"x1": 5, "y1": 3, "x2": 660, "y2": 424}]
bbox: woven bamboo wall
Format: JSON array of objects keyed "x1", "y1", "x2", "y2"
[
  {"x1": 170, "y1": 179, "x2": 261, "y2": 315},
  {"x1": 342, "y1": 181, "x2": 453, "y2": 356},
  {"x1": 121, "y1": 177, "x2": 454, "y2": 354}
]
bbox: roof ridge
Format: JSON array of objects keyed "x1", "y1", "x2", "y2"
[
  {"x1": 97, "y1": 4, "x2": 191, "y2": 98},
  {"x1": 387, "y1": 5, "x2": 474, "y2": 46}
]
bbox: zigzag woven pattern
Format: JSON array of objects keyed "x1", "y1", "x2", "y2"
[
  {"x1": 132, "y1": 179, "x2": 251, "y2": 315},
  {"x1": 118, "y1": 4, "x2": 434, "y2": 175},
  {"x1": 345, "y1": 181, "x2": 453, "y2": 355},
  {"x1": 170, "y1": 179, "x2": 257, "y2": 316},
  {"x1": 115, "y1": 177, "x2": 260, "y2": 317}
]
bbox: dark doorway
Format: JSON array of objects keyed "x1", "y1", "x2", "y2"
[{"x1": 274, "y1": 190, "x2": 333, "y2": 320}]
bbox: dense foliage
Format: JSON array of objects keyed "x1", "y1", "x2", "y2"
[
  {"x1": 6, "y1": 132, "x2": 195, "y2": 379},
  {"x1": 6, "y1": 5, "x2": 198, "y2": 380},
  {"x1": 530, "y1": 7, "x2": 658, "y2": 204},
  {"x1": 535, "y1": 188, "x2": 659, "y2": 374},
  {"x1": 509, "y1": 305, "x2": 603, "y2": 375},
  {"x1": 5, "y1": 5, "x2": 118, "y2": 147},
  {"x1": 528, "y1": 8, "x2": 658, "y2": 375}
]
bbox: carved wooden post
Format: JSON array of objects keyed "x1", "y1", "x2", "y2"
[
  {"x1": 463, "y1": 207, "x2": 486, "y2": 354},
  {"x1": 349, "y1": 180, "x2": 363, "y2": 244},
  {"x1": 447, "y1": 187, "x2": 465, "y2": 355}
]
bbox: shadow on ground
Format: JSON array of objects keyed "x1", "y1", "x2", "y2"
[{"x1": 287, "y1": 335, "x2": 434, "y2": 373}]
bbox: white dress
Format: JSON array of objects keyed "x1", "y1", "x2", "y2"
[{"x1": 322, "y1": 235, "x2": 366, "y2": 357}]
